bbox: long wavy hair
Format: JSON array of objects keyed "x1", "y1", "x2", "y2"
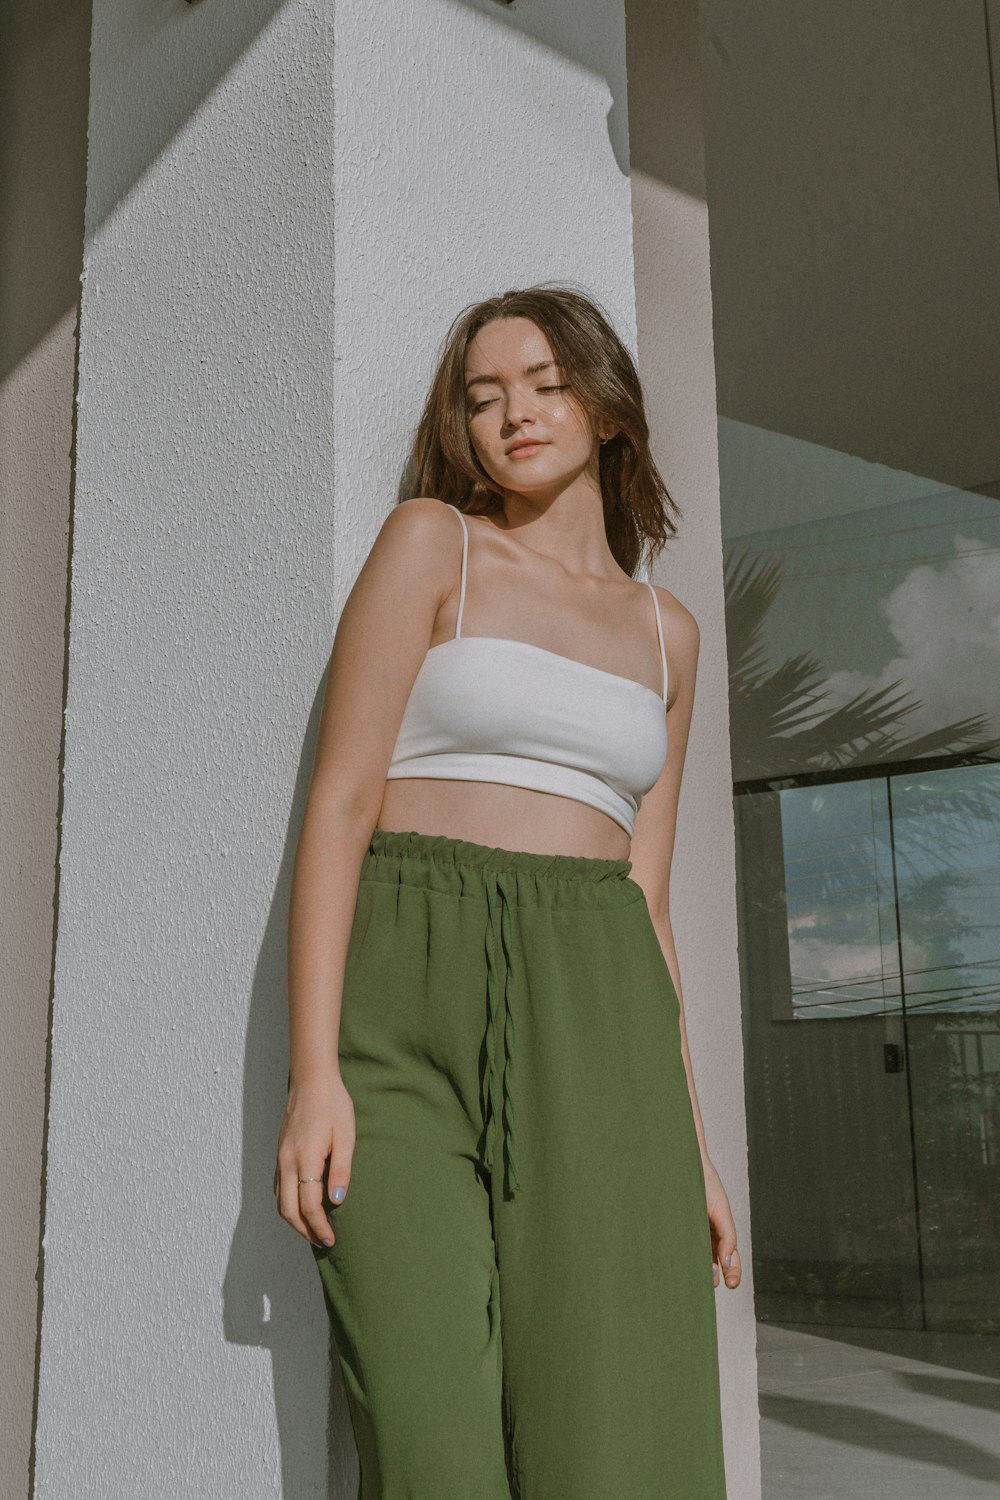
[{"x1": 404, "y1": 283, "x2": 681, "y2": 578}]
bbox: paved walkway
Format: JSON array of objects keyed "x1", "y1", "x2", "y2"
[{"x1": 757, "y1": 1321, "x2": 1000, "y2": 1498}]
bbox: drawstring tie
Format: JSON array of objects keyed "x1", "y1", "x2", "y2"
[{"x1": 482, "y1": 868, "x2": 522, "y2": 1198}]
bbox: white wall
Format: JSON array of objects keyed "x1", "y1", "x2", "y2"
[
  {"x1": 34, "y1": 1, "x2": 339, "y2": 1495},
  {"x1": 627, "y1": 0, "x2": 762, "y2": 1495},
  {"x1": 330, "y1": 0, "x2": 639, "y2": 601},
  {"x1": 33, "y1": 0, "x2": 642, "y2": 1494}
]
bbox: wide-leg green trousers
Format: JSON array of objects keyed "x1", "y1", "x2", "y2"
[{"x1": 312, "y1": 827, "x2": 727, "y2": 1499}]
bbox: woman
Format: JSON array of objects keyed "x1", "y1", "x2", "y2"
[{"x1": 274, "y1": 284, "x2": 740, "y2": 1497}]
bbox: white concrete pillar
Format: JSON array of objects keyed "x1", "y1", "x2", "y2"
[{"x1": 34, "y1": 1, "x2": 640, "y2": 1493}]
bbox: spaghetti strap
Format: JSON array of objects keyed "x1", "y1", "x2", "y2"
[
  {"x1": 451, "y1": 506, "x2": 470, "y2": 640},
  {"x1": 642, "y1": 579, "x2": 668, "y2": 701}
]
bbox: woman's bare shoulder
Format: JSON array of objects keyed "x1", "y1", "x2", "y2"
[
  {"x1": 649, "y1": 581, "x2": 700, "y2": 655},
  {"x1": 377, "y1": 494, "x2": 463, "y2": 546},
  {"x1": 354, "y1": 497, "x2": 466, "y2": 598}
]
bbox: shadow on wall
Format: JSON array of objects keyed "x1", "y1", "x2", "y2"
[
  {"x1": 221, "y1": 665, "x2": 359, "y2": 1499},
  {"x1": 457, "y1": 0, "x2": 632, "y2": 175},
  {"x1": 1, "y1": 0, "x2": 92, "y2": 381},
  {"x1": 14, "y1": 0, "x2": 633, "y2": 390}
]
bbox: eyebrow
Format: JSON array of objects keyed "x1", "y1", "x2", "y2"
[{"x1": 465, "y1": 360, "x2": 560, "y2": 393}]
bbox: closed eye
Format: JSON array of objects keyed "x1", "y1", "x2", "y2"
[{"x1": 469, "y1": 384, "x2": 568, "y2": 414}]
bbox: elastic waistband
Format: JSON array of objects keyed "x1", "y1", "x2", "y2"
[
  {"x1": 364, "y1": 827, "x2": 642, "y2": 1198},
  {"x1": 367, "y1": 827, "x2": 634, "y2": 885}
]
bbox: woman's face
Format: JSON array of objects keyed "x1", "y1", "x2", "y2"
[{"x1": 463, "y1": 317, "x2": 602, "y2": 496}]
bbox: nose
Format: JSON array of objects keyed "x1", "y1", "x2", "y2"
[{"x1": 501, "y1": 384, "x2": 536, "y2": 433}]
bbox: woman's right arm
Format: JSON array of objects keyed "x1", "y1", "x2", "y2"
[{"x1": 274, "y1": 496, "x2": 459, "y2": 1247}]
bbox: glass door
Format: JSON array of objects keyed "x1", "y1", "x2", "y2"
[
  {"x1": 736, "y1": 758, "x2": 1000, "y2": 1332},
  {"x1": 890, "y1": 763, "x2": 1000, "y2": 1332}
]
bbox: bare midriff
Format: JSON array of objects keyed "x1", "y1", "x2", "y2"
[{"x1": 376, "y1": 776, "x2": 632, "y2": 860}]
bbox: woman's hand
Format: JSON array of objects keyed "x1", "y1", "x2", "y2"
[
  {"x1": 274, "y1": 1074, "x2": 356, "y2": 1247},
  {"x1": 702, "y1": 1156, "x2": 742, "y2": 1291}
]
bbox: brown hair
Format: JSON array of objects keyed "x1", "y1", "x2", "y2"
[{"x1": 404, "y1": 283, "x2": 681, "y2": 578}]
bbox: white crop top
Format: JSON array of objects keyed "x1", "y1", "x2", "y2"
[{"x1": 385, "y1": 505, "x2": 669, "y2": 836}]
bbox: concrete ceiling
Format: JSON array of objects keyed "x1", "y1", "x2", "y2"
[{"x1": 698, "y1": 0, "x2": 1000, "y2": 499}]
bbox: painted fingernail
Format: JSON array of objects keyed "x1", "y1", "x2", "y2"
[
  {"x1": 332, "y1": 1186, "x2": 346, "y2": 1203},
  {"x1": 321, "y1": 1238, "x2": 333, "y2": 1247},
  {"x1": 725, "y1": 1253, "x2": 732, "y2": 1267}
]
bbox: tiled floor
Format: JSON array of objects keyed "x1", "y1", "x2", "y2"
[{"x1": 756, "y1": 1320, "x2": 1000, "y2": 1498}]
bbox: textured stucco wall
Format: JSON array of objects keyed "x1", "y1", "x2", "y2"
[
  {"x1": 330, "y1": 0, "x2": 638, "y2": 603},
  {"x1": 627, "y1": 0, "x2": 762, "y2": 1495},
  {"x1": 1, "y1": 3, "x2": 90, "y2": 1497},
  {"x1": 34, "y1": 0, "x2": 640, "y2": 1495},
  {"x1": 33, "y1": 2, "x2": 339, "y2": 1495}
]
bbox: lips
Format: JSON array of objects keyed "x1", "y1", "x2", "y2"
[{"x1": 507, "y1": 440, "x2": 547, "y2": 457}]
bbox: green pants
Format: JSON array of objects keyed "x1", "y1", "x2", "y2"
[{"x1": 312, "y1": 828, "x2": 727, "y2": 1498}]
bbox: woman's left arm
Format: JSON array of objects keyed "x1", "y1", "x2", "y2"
[{"x1": 629, "y1": 587, "x2": 742, "y2": 1294}]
